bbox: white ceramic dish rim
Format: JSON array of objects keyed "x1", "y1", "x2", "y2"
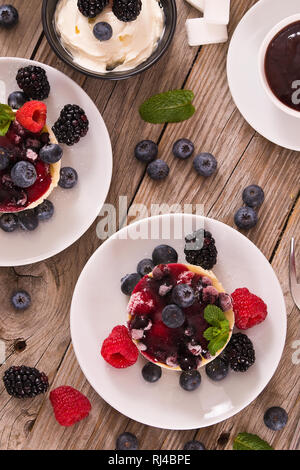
[
  {"x1": 70, "y1": 213, "x2": 287, "y2": 429},
  {"x1": 0, "y1": 57, "x2": 113, "y2": 266},
  {"x1": 258, "y1": 13, "x2": 300, "y2": 119}
]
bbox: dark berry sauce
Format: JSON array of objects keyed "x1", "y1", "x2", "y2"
[
  {"x1": 265, "y1": 21, "x2": 300, "y2": 112},
  {"x1": 128, "y1": 264, "x2": 213, "y2": 369},
  {"x1": 0, "y1": 122, "x2": 51, "y2": 212}
]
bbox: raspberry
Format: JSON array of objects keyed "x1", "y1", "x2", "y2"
[
  {"x1": 50, "y1": 386, "x2": 91, "y2": 427},
  {"x1": 127, "y1": 290, "x2": 155, "y2": 316},
  {"x1": 16, "y1": 101, "x2": 47, "y2": 134},
  {"x1": 231, "y1": 288, "x2": 268, "y2": 330},
  {"x1": 101, "y1": 325, "x2": 138, "y2": 368}
]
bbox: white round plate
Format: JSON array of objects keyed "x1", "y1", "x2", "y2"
[
  {"x1": 71, "y1": 214, "x2": 286, "y2": 430},
  {"x1": 0, "y1": 58, "x2": 112, "y2": 266},
  {"x1": 227, "y1": 0, "x2": 300, "y2": 151}
]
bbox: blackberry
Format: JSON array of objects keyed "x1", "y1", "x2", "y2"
[
  {"x1": 77, "y1": 0, "x2": 109, "y2": 18},
  {"x1": 52, "y1": 104, "x2": 89, "y2": 146},
  {"x1": 226, "y1": 333, "x2": 255, "y2": 372},
  {"x1": 16, "y1": 66, "x2": 50, "y2": 100},
  {"x1": 184, "y1": 229, "x2": 217, "y2": 270},
  {"x1": 112, "y1": 0, "x2": 142, "y2": 22},
  {"x1": 3, "y1": 365, "x2": 49, "y2": 398}
]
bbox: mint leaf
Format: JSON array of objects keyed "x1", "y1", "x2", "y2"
[
  {"x1": 204, "y1": 305, "x2": 226, "y2": 326},
  {"x1": 233, "y1": 433, "x2": 273, "y2": 450},
  {"x1": 139, "y1": 90, "x2": 195, "y2": 124},
  {"x1": 0, "y1": 104, "x2": 15, "y2": 136},
  {"x1": 204, "y1": 305, "x2": 230, "y2": 356},
  {"x1": 208, "y1": 329, "x2": 230, "y2": 356},
  {"x1": 203, "y1": 327, "x2": 221, "y2": 341}
]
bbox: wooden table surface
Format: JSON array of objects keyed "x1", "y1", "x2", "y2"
[{"x1": 0, "y1": 0, "x2": 299, "y2": 451}]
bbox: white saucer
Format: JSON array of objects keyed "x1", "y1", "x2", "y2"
[
  {"x1": 227, "y1": 0, "x2": 300, "y2": 151},
  {"x1": 0, "y1": 58, "x2": 112, "y2": 266},
  {"x1": 70, "y1": 214, "x2": 286, "y2": 430}
]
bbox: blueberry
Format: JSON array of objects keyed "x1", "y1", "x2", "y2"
[
  {"x1": 35, "y1": 200, "x2": 54, "y2": 221},
  {"x1": 178, "y1": 355, "x2": 198, "y2": 371},
  {"x1": 183, "y1": 441, "x2": 206, "y2": 450},
  {"x1": 8, "y1": 91, "x2": 29, "y2": 110},
  {"x1": 172, "y1": 139, "x2": 194, "y2": 159},
  {"x1": 39, "y1": 144, "x2": 63, "y2": 164},
  {"x1": 0, "y1": 146, "x2": 11, "y2": 170},
  {"x1": 264, "y1": 407, "x2": 288, "y2": 431},
  {"x1": 193, "y1": 153, "x2": 217, "y2": 177},
  {"x1": 162, "y1": 304, "x2": 185, "y2": 328},
  {"x1": 179, "y1": 370, "x2": 201, "y2": 391},
  {"x1": 116, "y1": 432, "x2": 139, "y2": 450},
  {"x1": 0, "y1": 4, "x2": 19, "y2": 28},
  {"x1": 121, "y1": 273, "x2": 141, "y2": 295},
  {"x1": 147, "y1": 159, "x2": 169, "y2": 180},
  {"x1": 93, "y1": 22, "x2": 113, "y2": 41},
  {"x1": 242, "y1": 185, "x2": 265, "y2": 208},
  {"x1": 137, "y1": 258, "x2": 155, "y2": 276},
  {"x1": 11, "y1": 290, "x2": 31, "y2": 310},
  {"x1": 135, "y1": 140, "x2": 158, "y2": 163},
  {"x1": 234, "y1": 206, "x2": 258, "y2": 230},
  {"x1": 0, "y1": 213, "x2": 18, "y2": 232},
  {"x1": 152, "y1": 244, "x2": 178, "y2": 265},
  {"x1": 172, "y1": 284, "x2": 195, "y2": 308},
  {"x1": 142, "y1": 362, "x2": 162, "y2": 383},
  {"x1": 58, "y1": 167, "x2": 78, "y2": 189},
  {"x1": 11, "y1": 161, "x2": 37, "y2": 188},
  {"x1": 18, "y1": 210, "x2": 39, "y2": 231},
  {"x1": 205, "y1": 357, "x2": 229, "y2": 381}
]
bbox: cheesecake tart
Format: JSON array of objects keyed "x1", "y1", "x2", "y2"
[
  {"x1": 0, "y1": 104, "x2": 60, "y2": 213},
  {"x1": 127, "y1": 263, "x2": 235, "y2": 371}
]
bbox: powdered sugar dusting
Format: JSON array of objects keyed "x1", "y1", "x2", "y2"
[
  {"x1": 131, "y1": 329, "x2": 144, "y2": 340},
  {"x1": 177, "y1": 271, "x2": 195, "y2": 285},
  {"x1": 127, "y1": 291, "x2": 154, "y2": 315}
]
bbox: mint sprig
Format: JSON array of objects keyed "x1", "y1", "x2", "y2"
[
  {"x1": 203, "y1": 305, "x2": 230, "y2": 356},
  {"x1": 0, "y1": 104, "x2": 15, "y2": 136},
  {"x1": 139, "y1": 89, "x2": 195, "y2": 124},
  {"x1": 233, "y1": 433, "x2": 274, "y2": 450}
]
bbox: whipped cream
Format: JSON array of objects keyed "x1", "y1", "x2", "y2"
[{"x1": 55, "y1": 0, "x2": 165, "y2": 73}]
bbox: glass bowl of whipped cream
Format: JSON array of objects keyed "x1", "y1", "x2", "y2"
[{"x1": 42, "y1": 0, "x2": 177, "y2": 80}]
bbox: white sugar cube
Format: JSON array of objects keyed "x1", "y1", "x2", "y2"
[
  {"x1": 185, "y1": 0, "x2": 205, "y2": 12},
  {"x1": 185, "y1": 18, "x2": 228, "y2": 46},
  {"x1": 0, "y1": 80, "x2": 6, "y2": 104},
  {"x1": 204, "y1": 0, "x2": 230, "y2": 25}
]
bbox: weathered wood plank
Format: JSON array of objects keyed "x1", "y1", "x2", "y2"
[
  {"x1": 0, "y1": 0, "x2": 299, "y2": 451},
  {"x1": 0, "y1": 0, "x2": 206, "y2": 450},
  {"x1": 0, "y1": 0, "x2": 43, "y2": 58}
]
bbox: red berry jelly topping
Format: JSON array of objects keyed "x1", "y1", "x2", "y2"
[
  {"x1": 128, "y1": 263, "x2": 225, "y2": 370},
  {"x1": 0, "y1": 121, "x2": 52, "y2": 212}
]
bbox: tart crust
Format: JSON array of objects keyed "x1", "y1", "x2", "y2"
[{"x1": 128, "y1": 264, "x2": 235, "y2": 371}]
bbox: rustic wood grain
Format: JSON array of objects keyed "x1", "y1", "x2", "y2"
[
  {"x1": 0, "y1": 0, "x2": 299, "y2": 451},
  {"x1": 0, "y1": 0, "x2": 43, "y2": 58}
]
